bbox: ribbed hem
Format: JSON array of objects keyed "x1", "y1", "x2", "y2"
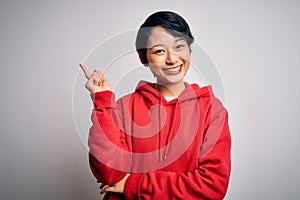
[
  {"x1": 124, "y1": 173, "x2": 144, "y2": 200},
  {"x1": 90, "y1": 90, "x2": 115, "y2": 109}
]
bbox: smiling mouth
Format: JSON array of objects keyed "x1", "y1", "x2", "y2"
[{"x1": 163, "y1": 64, "x2": 183, "y2": 73}]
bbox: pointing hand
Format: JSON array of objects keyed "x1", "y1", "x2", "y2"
[{"x1": 79, "y1": 64, "x2": 112, "y2": 93}]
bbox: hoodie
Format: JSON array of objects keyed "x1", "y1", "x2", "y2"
[{"x1": 88, "y1": 80, "x2": 231, "y2": 200}]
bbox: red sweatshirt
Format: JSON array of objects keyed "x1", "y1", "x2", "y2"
[{"x1": 88, "y1": 80, "x2": 231, "y2": 200}]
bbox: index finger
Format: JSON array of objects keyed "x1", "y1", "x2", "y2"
[{"x1": 79, "y1": 63, "x2": 91, "y2": 79}]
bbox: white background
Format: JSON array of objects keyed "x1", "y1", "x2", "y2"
[{"x1": 0, "y1": 0, "x2": 299, "y2": 199}]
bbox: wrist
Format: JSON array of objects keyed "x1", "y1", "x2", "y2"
[{"x1": 90, "y1": 90, "x2": 115, "y2": 109}]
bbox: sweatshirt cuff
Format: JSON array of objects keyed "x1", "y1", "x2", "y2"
[
  {"x1": 124, "y1": 173, "x2": 144, "y2": 200},
  {"x1": 90, "y1": 90, "x2": 115, "y2": 110}
]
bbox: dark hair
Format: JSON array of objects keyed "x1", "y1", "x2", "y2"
[{"x1": 136, "y1": 11, "x2": 194, "y2": 64}]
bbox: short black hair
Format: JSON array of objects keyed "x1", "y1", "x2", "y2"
[{"x1": 136, "y1": 11, "x2": 194, "y2": 64}]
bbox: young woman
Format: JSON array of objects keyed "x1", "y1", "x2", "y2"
[{"x1": 80, "y1": 11, "x2": 231, "y2": 200}]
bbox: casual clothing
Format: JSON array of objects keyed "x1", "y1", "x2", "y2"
[{"x1": 88, "y1": 80, "x2": 231, "y2": 200}]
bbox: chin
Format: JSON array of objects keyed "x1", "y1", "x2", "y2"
[{"x1": 162, "y1": 77, "x2": 185, "y2": 85}]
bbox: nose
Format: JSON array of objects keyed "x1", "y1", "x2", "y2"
[{"x1": 166, "y1": 51, "x2": 178, "y2": 65}]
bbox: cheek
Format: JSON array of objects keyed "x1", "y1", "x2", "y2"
[
  {"x1": 148, "y1": 66, "x2": 160, "y2": 77},
  {"x1": 147, "y1": 55, "x2": 165, "y2": 65},
  {"x1": 148, "y1": 63, "x2": 160, "y2": 72},
  {"x1": 181, "y1": 51, "x2": 191, "y2": 63}
]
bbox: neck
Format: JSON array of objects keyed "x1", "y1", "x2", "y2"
[{"x1": 154, "y1": 81, "x2": 186, "y2": 96}]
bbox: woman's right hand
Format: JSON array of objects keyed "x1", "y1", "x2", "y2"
[{"x1": 79, "y1": 64, "x2": 112, "y2": 93}]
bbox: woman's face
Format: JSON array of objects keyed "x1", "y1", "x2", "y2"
[{"x1": 146, "y1": 26, "x2": 191, "y2": 87}]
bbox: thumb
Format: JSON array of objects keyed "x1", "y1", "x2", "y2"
[{"x1": 100, "y1": 186, "x2": 114, "y2": 194}]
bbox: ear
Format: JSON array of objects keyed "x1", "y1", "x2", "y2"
[{"x1": 138, "y1": 52, "x2": 148, "y2": 66}]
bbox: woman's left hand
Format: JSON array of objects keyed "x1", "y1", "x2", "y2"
[{"x1": 100, "y1": 173, "x2": 130, "y2": 194}]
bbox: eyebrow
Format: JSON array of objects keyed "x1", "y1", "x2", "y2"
[
  {"x1": 149, "y1": 44, "x2": 163, "y2": 50},
  {"x1": 149, "y1": 37, "x2": 185, "y2": 50}
]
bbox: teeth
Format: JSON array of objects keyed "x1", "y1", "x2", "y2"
[{"x1": 165, "y1": 65, "x2": 181, "y2": 72}]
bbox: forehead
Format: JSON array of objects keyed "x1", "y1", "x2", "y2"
[{"x1": 147, "y1": 26, "x2": 182, "y2": 46}]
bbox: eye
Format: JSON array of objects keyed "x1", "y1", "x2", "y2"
[
  {"x1": 176, "y1": 44, "x2": 184, "y2": 49},
  {"x1": 154, "y1": 49, "x2": 165, "y2": 54}
]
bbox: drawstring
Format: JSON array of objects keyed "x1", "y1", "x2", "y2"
[
  {"x1": 163, "y1": 99, "x2": 179, "y2": 161},
  {"x1": 158, "y1": 96, "x2": 163, "y2": 162}
]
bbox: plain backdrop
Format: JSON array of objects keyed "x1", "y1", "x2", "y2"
[{"x1": 0, "y1": 0, "x2": 300, "y2": 199}]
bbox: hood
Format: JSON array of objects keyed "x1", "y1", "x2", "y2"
[{"x1": 135, "y1": 80, "x2": 214, "y2": 104}]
